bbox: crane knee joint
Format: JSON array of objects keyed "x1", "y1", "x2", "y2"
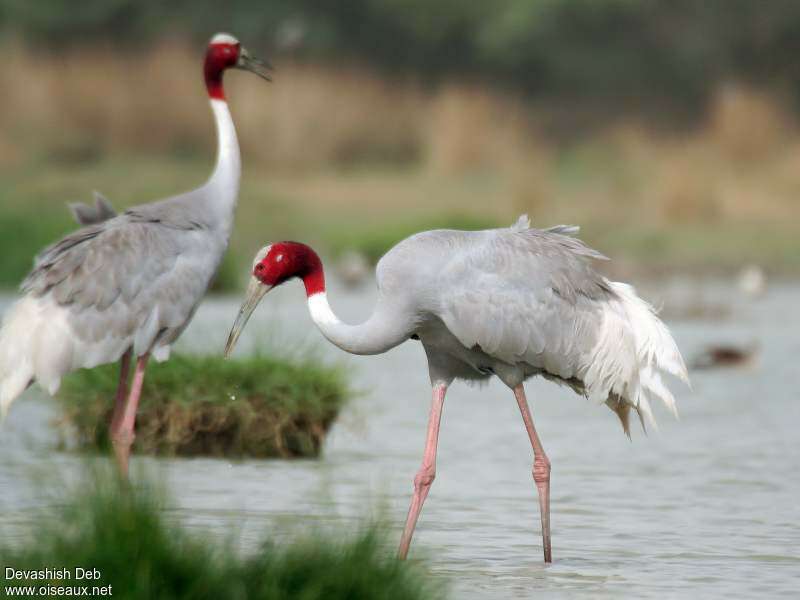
[
  {"x1": 414, "y1": 467, "x2": 436, "y2": 489},
  {"x1": 111, "y1": 430, "x2": 136, "y2": 448},
  {"x1": 532, "y1": 456, "x2": 550, "y2": 484}
]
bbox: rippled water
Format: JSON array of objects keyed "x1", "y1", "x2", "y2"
[{"x1": 1, "y1": 277, "x2": 798, "y2": 598}]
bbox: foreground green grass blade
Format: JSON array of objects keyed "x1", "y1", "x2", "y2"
[{"x1": 1, "y1": 473, "x2": 443, "y2": 600}]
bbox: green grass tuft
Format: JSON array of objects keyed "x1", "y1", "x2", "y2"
[
  {"x1": 246, "y1": 530, "x2": 438, "y2": 600},
  {"x1": 1, "y1": 473, "x2": 442, "y2": 600},
  {"x1": 59, "y1": 354, "x2": 349, "y2": 458}
]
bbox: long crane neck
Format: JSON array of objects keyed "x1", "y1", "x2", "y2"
[
  {"x1": 208, "y1": 98, "x2": 241, "y2": 194},
  {"x1": 203, "y1": 49, "x2": 241, "y2": 229},
  {"x1": 297, "y1": 252, "x2": 411, "y2": 355},
  {"x1": 306, "y1": 292, "x2": 411, "y2": 356}
]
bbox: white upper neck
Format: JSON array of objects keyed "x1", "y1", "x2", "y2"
[
  {"x1": 307, "y1": 292, "x2": 410, "y2": 356},
  {"x1": 206, "y1": 98, "x2": 241, "y2": 223}
]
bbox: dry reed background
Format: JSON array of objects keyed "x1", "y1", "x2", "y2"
[{"x1": 1, "y1": 39, "x2": 798, "y2": 273}]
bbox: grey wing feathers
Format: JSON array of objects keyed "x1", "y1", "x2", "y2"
[
  {"x1": 121, "y1": 189, "x2": 214, "y2": 232},
  {"x1": 437, "y1": 216, "x2": 614, "y2": 372},
  {"x1": 427, "y1": 215, "x2": 686, "y2": 433},
  {"x1": 497, "y1": 218, "x2": 612, "y2": 303},
  {"x1": 68, "y1": 192, "x2": 117, "y2": 225},
  {"x1": 21, "y1": 212, "x2": 218, "y2": 356},
  {"x1": 25, "y1": 223, "x2": 175, "y2": 306},
  {"x1": 544, "y1": 224, "x2": 581, "y2": 237}
]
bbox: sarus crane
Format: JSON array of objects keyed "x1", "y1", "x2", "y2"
[
  {"x1": 224, "y1": 216, "x2": 690, "y2": 562},
  {"x1": 0, "y1": 33, "x2": 271, "y2": 476}
]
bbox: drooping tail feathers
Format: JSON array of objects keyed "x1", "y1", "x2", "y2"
[
  {"x1": 0, "y1": 297, "x2": 38, "y2": 419},
  {"x1": 605, "y1": 282, "x2": 689, "y2": 435}
]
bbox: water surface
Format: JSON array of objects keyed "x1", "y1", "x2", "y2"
[{"x1": 1, "y1": 278, "x2": 798, "y2": 598}]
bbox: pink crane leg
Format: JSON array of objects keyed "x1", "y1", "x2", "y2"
[
  {"x1": 513, "y1": 384, "x2": 552, "y2": 563},
  {"x1": 110, "y1": 349, "x2": 132, "y2": 425},
  {"x1": 397, "y1": 383, "x2": 448, "y2": 559},
  {"x1": 110, "y1": 353, "x2": 149, "y2": 478}
]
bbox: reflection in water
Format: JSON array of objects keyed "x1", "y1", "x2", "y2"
[{"x1": 1, "y1": 277, "x2": 798, "y2": 599}]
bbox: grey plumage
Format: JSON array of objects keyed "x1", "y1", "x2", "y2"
[
  {"x1": 229, "y1": 214, "x2": 690, "y2": 564},
  {"x1": 69, "y1": 192, "x2": 117, "y2": 225},
  {"x1": 233, "y1": 215, "x2": 687, "y2": 435},
  {"x1": 242, "y1": 215, "x2": 687, "y2": 435},
  {"x1": 1, "y1": 94, "x2": 241, "y2": 411},
  {"x1": 23, "y1": 186, "x2": 229, "y2": 360},
  {"x1": 1, "y1": 32, "x2": 276, "y2": 495},
  {"x1": 376, "y1": 219, "x2": 600, "y2": 363},
  {"x1": 369, "y1": 215, "x2": 688, "y2": 433}
]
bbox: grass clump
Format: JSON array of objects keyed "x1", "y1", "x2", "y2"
[
  {"x1": 0, "y1": 473, "x2": 441, "y2": 600},
  {"x1": 59, "y1": 354, "x2": 349, "y2": 458},
  {"x1": 326, "y1": 212, "x2": 502, "y2": 264}
]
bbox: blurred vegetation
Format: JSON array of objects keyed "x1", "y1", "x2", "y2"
[
  {"x1": 4, "y1": 0, "x2": 800, "y2": 112},
  {"x1": 59, "y1": 353, "x2": 349, "y2": 458},
  {"x1": 1, "y1": 149, "x2": 798, "y2": 282},
  {"x1": 0, "y1": 473, "x2": 442, "y2": 600},
  {"x1": 0, "y1": 210, "x2": 74, "y2": 291},
  {"x1": 0, "y1": 3, "x2": 798, "y2": 277},
  {"x1": 208, "y1": 252, "x2": 243, "y2": 293}
]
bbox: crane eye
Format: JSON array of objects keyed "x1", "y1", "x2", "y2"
[{"x1": 255, "y1": 263, "x2": 264, "y2": 272}]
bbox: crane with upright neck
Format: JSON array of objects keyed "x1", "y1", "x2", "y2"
[{"x1": 0, "y1": 33, "x2": 271, "y2": 477}]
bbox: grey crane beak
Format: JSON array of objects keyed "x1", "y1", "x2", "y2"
[
  {"x1": 236, "y1": 47, "x2": 272, "y2": 81},
  {"x1": 224, "y1": 278, "x2": 272, "y2": 358}
]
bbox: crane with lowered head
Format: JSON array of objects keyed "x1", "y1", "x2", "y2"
[{"x1": 224, "y1": 216, "x2": 690, "y2": 562}]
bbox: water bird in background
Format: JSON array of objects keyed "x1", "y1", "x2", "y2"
[
  {"x1": 737, "y1": 265, "x2": 767, "y2": 299},
  {"x1": 692, "y1": 342, "x2": 759, "y2": 370},
  {"x1": 0, "y1": 33, "x2": 271, "y2": 477},
  {"x1": 225, "y1": 216, "x2": 690, "y2": 563}
]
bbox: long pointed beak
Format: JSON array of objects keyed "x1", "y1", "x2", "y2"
[
  {"x1": 224, "y1": 278, "x2": 272, "y2": 357},
  {"x1": 236, "y1": 47, "x2": 273, "y2": 81}
]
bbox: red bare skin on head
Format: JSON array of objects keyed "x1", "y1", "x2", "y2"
[
  {"x1": 254, "y1": 242, "x2": 326, "y2": 297},
  {"x1": 204, "y1": 42, "x2": 240, "y2": 100}
]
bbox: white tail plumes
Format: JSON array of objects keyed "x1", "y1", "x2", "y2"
[
  {"x1": 0, "y1": 295, "x2": 95, "y2": 419},
  {"x1": 609, "y1": 282, "x2": 689, "y2": 432},
  {"x1": 0, "y1": 298, "x2": 38, "y2": 418},
  {"x1": 1, "y1": 289, "x2": 170, "y2": 420},
  {"x1": 580, "y1": 280, "x2": 689, "y2": 436}
]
